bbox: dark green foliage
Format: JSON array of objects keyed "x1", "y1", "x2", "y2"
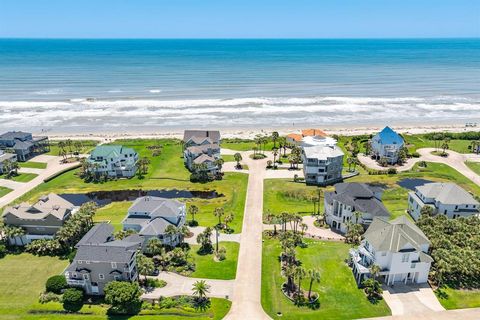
[
  {"x1": 45, "y1": 275, "x2": 67, "y2": 294},
  {"x1": 104, "y1": 281, "x2": 142, "y2": 315},
  {"x1": 62, "y1": 288, "x2": 84, "y2": 313}
]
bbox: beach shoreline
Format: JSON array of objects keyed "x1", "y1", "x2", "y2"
[{"x1": 43, "y1": 122, "x2": 480, "y2": 142}]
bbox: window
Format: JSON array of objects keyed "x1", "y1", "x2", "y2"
[
  {"x1": 98, "y1": 274, "x2": 105, "y2": 280},
  {"x1": 78, "y1": 260, "x2": 83, "y2": 264},
  {"x1": 402, "y1": 253, "x2": 410, "y2": 262},
  {"x1": 72, "y1": 272, "x2": 77, "y2": 278},
  {"x1": 83, "y1": 274, "x2": 89, "y2": 280},
  {"x1": 86, "y1": 261, "x2": 90, "y2": 264},
  {"x1": 114, "y1": 275, "x2": 121, "y2": 281},
  {"x1": 111, "y1": 262, "x2": 117, "y2": 269}
]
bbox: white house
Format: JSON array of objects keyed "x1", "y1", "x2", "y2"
[
  {"x1": 0, "y1": 150, "x2": 17, "y2": 174},
  {"x1": 408, "y1": 182, "x2": 479, "y2": 221},
  {"x1": 302, "y1": 145, "x2": 344, "y2": 186},
  {"x1": 122, "y1": 196, "x2": 186, "y2": 247},
  {"x1": 87, "y1": 145, "x2": 138, "y2": 178},
  {"x1": 371, "y1": 126, "x2": 404, "y2": 164},
  {"x1": 350, "y1": 216, "x2": 433, "y2": 286},
  {"x1": 286, "y1": 129, "x2": 332, "y2": 147},
  {"x1": 324, "y1": 183, "x2": 391, "y2": 233}
]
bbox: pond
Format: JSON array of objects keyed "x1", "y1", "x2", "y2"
[
  {"x1": 60, "y1": 189, "x2": 223, "y2": 207},
  {"x1": 397, "y1": 178, "x2": 433, "y2": 191}
]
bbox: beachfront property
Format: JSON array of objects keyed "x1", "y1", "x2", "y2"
[
  {"x1": 87, "y1": 145, "x2": 138, "y2": 178},
  {"x1": 302, "y1": 145, "x2": 344, "y2": 186},
  {"x1": 286, "y1": 129, "x2": 336, "y2": 147},
  {"x1": 0, "y1": 131, "x2": 50, "y2": 162},
  {"x1": 65, "y1": 223, "x2": 142, "y2": 295},
  {"x1": 350, "y1": 216, "x2": 433, "y2": 286},
  {"x1": 324, "y1": 183, "x2": 391, "y2": 233},
  {"x1": 370, "y1": 126, "x2": 404, "y2": 164},
  {"x1": 122, "y1": 196, "x2": 187, "y2": 247},
  {"x1": 408, "y1": 182, "x2": 479, "y2": 221},
  {"x1": 183, "y1": 130, "x2": 221, "y2": 173},
  {"x1": 0, "y1": 150, "x2": 17, "y2": 174},
  {"x1": 2, "y1": 193, "x2": 76, "y2": 245}
]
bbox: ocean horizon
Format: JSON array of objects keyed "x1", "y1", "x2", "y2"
[{"x1": 1, "y1": 38, "x2": 479, "y2": 133}]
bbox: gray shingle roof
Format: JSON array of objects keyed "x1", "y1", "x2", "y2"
[
  {"x1": 139, "y1": 217, "x2": 174, "y2": 236},
  {"x1": 364, "y1": 216, "x2": 430, "y2": 252},
  {"x1": 0, "y1": 131, "x2": 31, "y2": 141},
  {"x1": 327, "y1": 183, "x2": 390, "y2": 218},
  {"x1": 303, "y1": 145, "x2": 344, "y2": 160},
  {"x1": 128, "y1": 196, "x2": 184, "y2": 219},
  {"x1": 0, "y1": 152, "x2": 17, "y2": 162},
  {"x1": 416, "y1": 182, "x2": 479, "y2": 205},
  {"x1": 183, "y1": 130, "x2": 220, "y2": 144},
  {"x1": 186, "y1": 144, "x2": 220, "y2": 154},
  {"x1": 3, "y1": 193, "x2": 75, "y2": 221}
]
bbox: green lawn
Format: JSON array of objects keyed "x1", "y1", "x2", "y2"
[
  {"x1": 436, "y1": 287, "x2": 480, "y2": 310},
  {"x1": 190, "y1": 241, "x2": 239, "y2": 280},
  {"x1": 403, "y1": 134, "x2": 474, "y2": 154},
  {"x1": 0, "y1": 172, "x2": 38, "y2": 183},
  {"x1": 47, "y1": 140, "x2": 99, "y2": 156},
  {"x1": 18, "y1": 139, "x2": 248, "y2": 233},
  {"x1": 465, "y1": 161, "x2": 480, "y2": 176},
  {"x1": 261, "y1": 238, "x2": 391, "y2": 319},
  {"x1": 94, "y1": 201, "x2": 131, "y2": 231},
  {"x1": 0, "y1": 253, "x2": 231, "y2": 320},
  {"x1": 19, "y1": 161, "x2": 47, "y2": 169},
  {"x1": 222, "y1": 138, "x2": 275, "y2": 151},
  {"x1": 0, "y1": 186, "x2": 12, "y2": 198}
]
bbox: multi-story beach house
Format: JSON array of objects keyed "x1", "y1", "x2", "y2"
[
  {"x1": 370, "y1": 126, "x2": 404, "y2": 164},
  {"x1": 324, "y1": 183, "x2": 391, "y2": 233},
  {"x1": 87, "y1": 145, "x2": 138, "y2": 178},
  {"x1": 0, "y1": 150, "x2": 17, "y2": 174},
  {"x1": 0, "y1": 131, "x2": 50, "y2": 162},
  {"x1": 122, "y1": 196, "x2": 187, "y2": 247},
  {"x1": 65, "y1": 223, "x2": 142, "y2": 295},
  {"x1": 302, "y1": 145, "x2": 344, "y2": 186},
  {"x1": 183, "y1": 130, "x2": 221, "y2": 173},
  {"x1": 2, "y1": 193, "x2": 76, "y2": 245},
  {"x1": 350, "y1": 216, "x2": 433, "y2": 286},
  {"x1": 286, "y1": 129, "x2": 336, "y2": 147},
  {"x1": 408, "y1": 182, "x2": 479, "y2": 221}
]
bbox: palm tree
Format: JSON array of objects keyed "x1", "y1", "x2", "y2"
[
  {"x1": 146, "y1": 238, "x2": 163, "y2": 256},
  {"x1": 165, "y1": 225, "x2": 178, "y2": 245},
  {"x1": 284, "y1": 264, "x2": 297, "y2": 294},
  {"x1": 369, "y1": 264, "x2": 381, "y2": 281},
  {"x1": 213, "y1": 207, "x2": 224, "y2": 226},
  {"x1": 347, "y1": 157, "x2": 354, "y2": 172},
  {"x1": 223, "y1": 212, "x2": 234, "y2": 230},
  {"x1": 189, "y1": 204, "x2": 199, "y2": 224},
  {"x1": 192, "y1": 280, "x2": 210, "y2": 299},
  {"x1": 137, "y1": 253, "x2": 155, "y2": 282},
  {"x1": 272, "y1": 147, "x2": 278, "y2": 169},
  {"x1": 307, "y1": 269, "x2": 321, "y2": 300},
  {"x1": 233, "y1": 152, "x2": 242, "y2": 168},
  {"x1": 214, "y1": 158, "x2": 224, "y2": 173},
  {"x1": 271, "y1": 131, "x2": 279, "y2": 149},
  {"x1": 295, "y1": 267, "x2": 306, "y2": 295}
]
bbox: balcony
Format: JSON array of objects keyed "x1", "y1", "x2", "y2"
[{"x1": 67, "y1": 279, "x2": 86, "y2": 286}]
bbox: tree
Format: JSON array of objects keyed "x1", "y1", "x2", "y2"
[
  {"x1": 62, "y1": 288, "x2": 84, "y2": 313},
  {"x1": 271, "y1": 131, "x2": 279, "y2": 149},
  {"x1": 362, "y1": 278, "x2": 383, "y2": 302},
  {"x1": 295, "y1": 267, "x2": 306, "y2": 295},
  {"x1": 233, "y1": 153, "x2": 242, "y2": 168},
  {"x1": 145, "y1": 238, "x2": 163, "y2": 256},
  {"x1": 369, "y1": 264, "x2": 381, "y2": 281},
  {"x1": 347, "y1": 157, "x2": 354, "y2": 172},
  {"x1": 420, "y1": 205, "x2": 435, "y2": 217},
  {"x1": 46, "y1": 275, "x2": 67, "y2": 294},
  {"x1": 213, "y1": 207, "x2": 224, "y2": 227},
  {"x1": 223, "y1": 212, "x2": 234, "y2": 230},
  {"x1": 188, "y1": 205, "x2": 199, "y2": 224},
  {"x1": 192, "y1": 280, "x2": 210, "y2": 300},
  {"x1": 345, "y1": 223, "x2": 364, "y2": 245},
  {"x1": 441, "y1": 138, "x2": 450, "y2": 155},
  {"x1": 307, "y1": 269, "x2": 321, "y2": 300},
  {"x1": 137, "y1": 253, "x2": 155, "y2": 282},
  {"x1": 104, "y1": 281, "x2": 142, "y2": 315},
  {"x1": 196, "y1": 227, "x2": 213, "y2": 254},
  {"x1": 165, "y1": 225, "x2": 179, "y2": 246},
  {"x1": 272, "y1": 147, "x2": 278, "y2": 169}
]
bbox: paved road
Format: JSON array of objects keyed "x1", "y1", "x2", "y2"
[
  {"x1": 0, "y1": 155, "x2": 80, "y2": 208},
  {"x1": 142, "y1": 272, "x2": 234, "y2": 300},
  {"x1": 223, "y1": 152, "x2": 271, "y2": 320},
  {"x1": 368, "y1": 307, "x2": 480, "y2": 320}
]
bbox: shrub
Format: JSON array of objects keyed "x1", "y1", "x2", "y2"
[
  {"x1": 104, "y1": 281, "x2": 142, "y2": 315},
  {"x1": 62, "y1": 288, "x2": 84, "y2": 313},
  {"x1": 46, "y1": 275, "x2": 67, "y2": 294},
  {"x1": 145, "y1": 278, "x2": 167, "y2": 288},
  {"x1": 39, "y1": 291, "x2": 61, "y2": 304},
  {"x1": 0, "y1": 244, "x2": 7, "y2": 259},
  {"x1": 387, "y1": 168, "x2": 397, "y2": 174},
  {"x1": 411, "y1": 151, "x2": 420, "y2": 158},
  {"x1": 216, "y1": 246, "x2": 227, "y2": 261}
]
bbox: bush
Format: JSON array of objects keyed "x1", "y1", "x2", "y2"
[
  {"x1": 216, "y1": 246, "x2": 227, "y2": 261},
  {"x1": 104, "y1": 281, "x2": 142, "y2": 315},
  {"x1": 145, "y1": 278, "x2": 167, "y2": 288},
  {"x1": 46, "y1": 275, "x2": 67, "y2": 294},
  {"x1": 387, "y1": 168, "x2": 397, "y2": 174},
  {"x1": 39, "y1": 291, "x2": 61, "y2": 304},
  {"x1": 411, "y1": 151, "x2": 420, "y2": 158},
  {"x1": 62, "y1": 288, "x2": 84, "y2": 313},
  {"x1": 0, "y1": 244, "x2": 7, "y2": 259}
]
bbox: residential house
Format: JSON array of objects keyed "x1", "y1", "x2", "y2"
[
  {"x1": 2, "y1": 193, "x2": 76, "y2": 245},
  {"x1": 87, "y1": 145, "x2": 138, "y2": 178},
  {"x1": 350, "y1": 216, "x2": 433, "y2": 286},
  {"x1": 0, "y1": 150, "x2": 17, "y2": 174},
  {"x1": 286, "y1": 129, "x2": 335, "y2": 147},
  {"x1": 324, "y1": 183, "x2": 391, "y2": 233},
  {"x1": 370, "y1": 126, "x2": 405, "y2": 164},
  {"x1": 65, "y1": 223, "x2": 142, "y2": 295},
  {"x1": 408, "y1": 182, "x2": 479, "y2": 221},
  {"x1": 0, "y1": 131, "x2": 50, "y2": 162},
  {"x1": 302, "y1": 145, "x2": 344, "y2": 186},
  {"x1": 183, "y1": 130, "x2": 221, "y2": 173},
  {"x1": 122, "y1": 196, "x2": 187, "y2": 247}
]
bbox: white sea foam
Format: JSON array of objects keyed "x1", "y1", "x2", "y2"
[
  {"x1": 32, "y1": 89, "x2": 63, "y2": 95},
  {"x1": 0, "y1": 95, "x2": 479, "y2": 131},
  {"x1": 149, "y1": 89, "x2": 161, "y2": 93}
]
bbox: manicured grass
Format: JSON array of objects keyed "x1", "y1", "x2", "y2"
[
  {"x1": 0, "y1": 253, "x2": 68, "y2": 319},
  {"x1": 18, "y1": 139, "x2": 248, "y2": 233},
  {"x1": 222, "y1": 154, "x2": 237, "y2": 162},
  {"x1": 465, "y1": 161, "x2": 480, "y2": 176},
  {"x1": 190, "y1": 241, "x2": 239, "y2": 280},
  {"x1": 0, "y1": 186, "x2": 12, "y2": 198},
  {"x1": 19, "y1": 161, "x2": 47, "y2": 169},
  {"x1": 222, "y1": 138, "x2": 275, "y2": 151},
  {"x1": 47, "y1": 140, "x2": 99, "y2": 156},
  {"x1": 94, "y1": 201, "x2": 131, "y2": 231},
  {"x1": 261, "y1": 237, "x2": 391, "y2": 319},
  {"x1": 436, "y1": 287, "x2": 480, "y2": 310},
  {"x1": 28, "y1": 298, "x2": 231, "y2": 320},
  {"x1": 403, "y1": 134, "x2": 474, "y2": 154},
  {"x1": 0, "y1": 173, "x2": 38, "y2": 182}
]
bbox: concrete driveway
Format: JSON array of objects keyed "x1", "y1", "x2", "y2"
[{"x1": 381, "y1": 283, "x2": 444, "y2": 316}]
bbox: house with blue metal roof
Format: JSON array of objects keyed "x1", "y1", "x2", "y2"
[{"x1": 370, "y1": 126, "x2": 405, "y2": 164}]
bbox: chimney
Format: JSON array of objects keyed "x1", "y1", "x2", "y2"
[{"x1": 206, "y1": 131, "x2": 209, "y2": 138}]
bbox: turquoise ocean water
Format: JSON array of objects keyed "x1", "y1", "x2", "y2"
[{"x1": 0, "y1": 39, "x2": 479, "y2": 133}]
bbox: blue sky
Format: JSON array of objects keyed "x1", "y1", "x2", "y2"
[{"x1": 0, "y1": 0, "x2": 478, "y2": 38}]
